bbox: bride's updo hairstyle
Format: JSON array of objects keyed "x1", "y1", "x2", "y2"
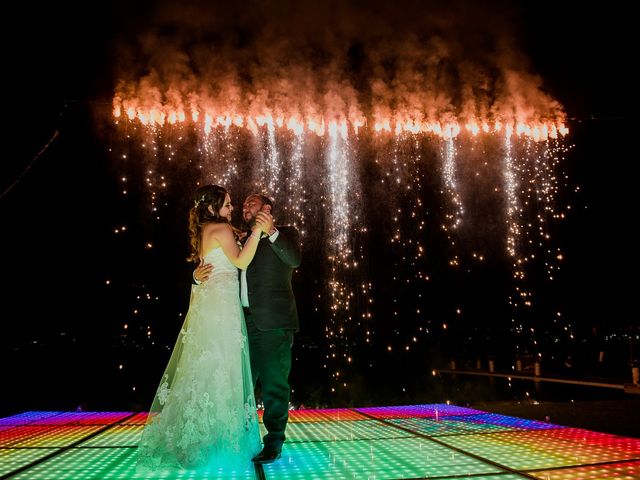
[{"x1": 187, "y1": 185, "x2": 230, "y2": 263}]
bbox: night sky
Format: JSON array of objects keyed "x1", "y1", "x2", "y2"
[{"x1": 1, "y1": 0, "x2": 635, "y2": 416}]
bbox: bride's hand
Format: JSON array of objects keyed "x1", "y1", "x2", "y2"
[
  {"x1": 255, "y1": 211, "x2": 273, "y2": 233},
  {"x1": 250, "y1": 221, "x2": 265, "y2": 237}
]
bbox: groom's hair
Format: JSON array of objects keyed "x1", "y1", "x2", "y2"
[{"x1": 251, "y1": 193, "x2": 274, "y2": 211}]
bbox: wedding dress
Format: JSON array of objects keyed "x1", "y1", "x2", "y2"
[{"x1": 136, "y1": 247, "x2": 260, "y2": 474}]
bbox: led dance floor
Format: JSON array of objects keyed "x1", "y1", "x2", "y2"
[{"x1": 1, "y1": 404, "x2": 639, "y2": 479}]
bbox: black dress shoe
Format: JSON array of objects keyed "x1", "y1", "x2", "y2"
[{"x1": 251, "y1": 446, "x2": 282, "y2": 464}]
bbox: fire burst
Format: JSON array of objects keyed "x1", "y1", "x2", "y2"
[{"x1": 114, "y1": 98, "x2": 568, "y2": 143}]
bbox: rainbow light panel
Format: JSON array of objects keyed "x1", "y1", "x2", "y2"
[{"x1": 0, "y1": 404, "x2": 638, "y2": 479}]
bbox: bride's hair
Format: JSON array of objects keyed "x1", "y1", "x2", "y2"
[{"x1": 187, "y1": 185, "x2": 240, "y2": 263}]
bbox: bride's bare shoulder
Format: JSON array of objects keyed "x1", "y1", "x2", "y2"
[{"x1": 203, "y1": 222, "x2": 233, "y2": 238}]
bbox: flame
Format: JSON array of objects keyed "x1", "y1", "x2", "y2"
[{"x1": 111, "y1": 93, "x2": 568, "y2": 140}]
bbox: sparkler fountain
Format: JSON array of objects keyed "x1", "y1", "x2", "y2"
[{"x1": 109, "y1": 83, "x2": 570, "y2": 394}]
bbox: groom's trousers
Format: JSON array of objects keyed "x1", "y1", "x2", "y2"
[{"x1": 244, "y1": 310, "x2": 294, "y2": 452}]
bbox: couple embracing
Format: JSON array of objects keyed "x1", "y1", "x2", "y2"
[{"x1": 136, "y1": 185, "x2": 301, "y2": 473}]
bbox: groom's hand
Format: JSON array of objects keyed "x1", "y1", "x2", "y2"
[
  {"x1": 256, "y1": 211, "x2": 274, "y2": 234},
  {"x1": 194, "y1": 259, "x2": 213, "y2": 283},
  {"x1": 255, "y1": 211, "x2": 274, "y2": 234}
]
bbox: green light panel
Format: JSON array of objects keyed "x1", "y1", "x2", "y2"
[
  {"x1": 6, "y1": 447, "x2": 257, "y2": 480},
  {"x1": 0, "y1": 448, "x2": 61, "y2": 476},
  {"x1": 284, "y1": 420, "x2": 413, "y2": 442},
  {"x1": 264, "y1": 437, "x2": 505, "y2": 480}
]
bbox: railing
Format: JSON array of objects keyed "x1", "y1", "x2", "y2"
[{"x1": 435, "y1": 366, "x2": 640, "y2": 394}]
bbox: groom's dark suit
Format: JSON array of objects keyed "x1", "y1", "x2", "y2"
[
  {"x1": 242, "y1": 225, "x2": 301, "y2": 453},
  {"x1": 244, "y1": 225, "x2": 300, "y2": 330}
]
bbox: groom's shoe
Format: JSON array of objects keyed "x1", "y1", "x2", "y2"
[{"x1": 251, "y1": 446, "x2": 281, "y2": 464}]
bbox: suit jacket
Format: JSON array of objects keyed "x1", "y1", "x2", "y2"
[{"x1": 245, "y1": 225, "x2": 301, "y2": 331}]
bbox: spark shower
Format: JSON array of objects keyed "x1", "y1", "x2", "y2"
[{"x1": 108, "y1": 95, "x2": 570, "y2": 391}]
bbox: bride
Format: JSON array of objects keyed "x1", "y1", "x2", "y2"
[{"x1": 136, "y1": 184, "x2": 269, "y2": 473}]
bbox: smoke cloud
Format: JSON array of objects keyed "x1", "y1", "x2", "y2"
[{"x1": 112, "y1": 0, "x2": 566, "y2": 130}]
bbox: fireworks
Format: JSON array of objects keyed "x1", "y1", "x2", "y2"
[
  {"x1": 109, "y1": 102, "x2": 572, "y2": 394},
  {"x1": 114, "y1": 100, "x2": 567, "y2": 142}
]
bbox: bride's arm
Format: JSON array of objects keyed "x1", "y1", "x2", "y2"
[{"x1": 213, "y1": 223, "x2": 263, "y2": 270}]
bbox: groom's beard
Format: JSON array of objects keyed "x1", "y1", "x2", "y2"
[{"x1": 243, "y1": 215, "x2": 257, "y2": 230}]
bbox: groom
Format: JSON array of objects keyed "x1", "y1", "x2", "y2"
[{"x1": 195, "y1": 193, "x2": 301, "y2": 464}]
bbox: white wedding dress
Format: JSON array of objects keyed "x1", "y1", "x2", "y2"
[{"x1": 136, "y1": 247, "x2": 260, "y2": 474}]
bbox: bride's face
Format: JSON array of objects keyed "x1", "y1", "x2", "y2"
[{"x1": 218, "y1": 194, "x2": 233, "y2": 222}]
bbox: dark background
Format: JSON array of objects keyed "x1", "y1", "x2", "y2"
[{"x1": 1, "y1": 0, "x2": 636, "y2": 430}]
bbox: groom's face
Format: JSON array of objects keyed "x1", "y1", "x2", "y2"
[{"x1": 242, "y1": 195, "x2": 266, "y2": 227}]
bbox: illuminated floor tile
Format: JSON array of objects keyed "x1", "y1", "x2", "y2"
[
  {"x1": 447, "y1": 413, "x2": 563, "y2": 431},
  {"x1": 259, "y1": 408, "x2": 366, "y2": 423},
  {"x1": 0, "y1": 411, "x2": 65, "y2": 426},
  {"x1": 2, "y1": 405, "x2": 638, "y2": 479},
  {"x1": 79, "y1": 425, "x2": 144, "y2": 447},
  {"x1": 531, "y1": 427, "x2": 640, "y2": 454},
  {"x1": 120, "y1": 412, "x2": 150, "y2": 425},
  {"x1": 284, "y1": 408, "x2": 369, "y2": 423},
  {"x1": 448, "y1": 476, "x2": 528, "y2": 480},
  {"x1": 438, "y1": 429, "x2": 639, "y2": 470},
  {"x1": 528, "y1": 460, "x2": 640, "y2": 480},
  {"x1": 28, "y1": 411, "x2": 133, "y2": 426},
  {"x1": 356, "y1": 403, "x2": 482, "y2": 419},
  {"x1": 1, "y1": 426, "x2": 54, "y2": 447},
  {"x1": 0, "y1": 448, "x2": 61, "y2": 476},
  {"x1": 0, "y1": 425, "x2": 104, "y2": 447},
  {"x1": 285, "y1": 420, "x2": 413, "y2": 442},
  {"x1": 389, "y1": 417, "x2": 516, "y2": 436},
  {"x1": 10, "y1": 447, "x2": 257, "y2": 480},
  {"x1": 264, "y1": 437, "x2": 505, "y2": 480}
]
